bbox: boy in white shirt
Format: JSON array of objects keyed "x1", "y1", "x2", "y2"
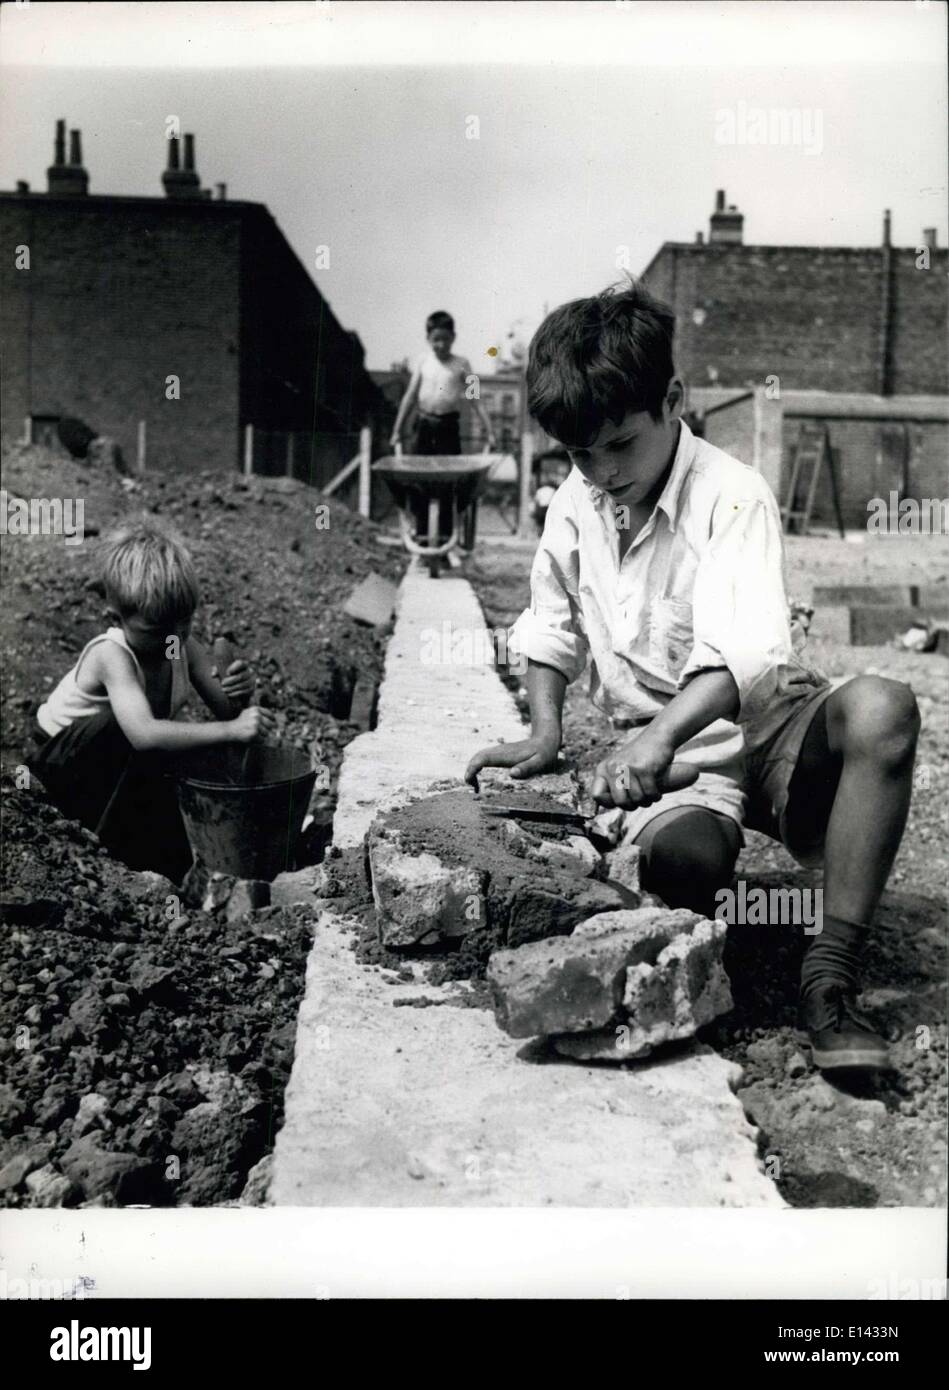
[{"x1": 466, "y1": 282, "x2": 921, "y2": 1074}]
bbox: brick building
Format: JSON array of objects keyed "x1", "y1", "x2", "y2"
[
  {"x1": 0, "y1": 121, "x2": 384, "y2": 481},
  {"x1": 642, "y1": 190, "x2": 947, "y2": 396},
  {"x1": 641, "y1": 192, "x2": 948, "y2": 527}
]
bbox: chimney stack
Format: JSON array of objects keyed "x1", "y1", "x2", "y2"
[
  {"x1": 215, "y1": 182, "x2": 227, "y2": 201},
  {"x1": 162, "y1": 132, "x2": 202, "y2": 198},
  {"x1": 16, "y1": 180, "x2": 30, "y2": 195},
  {"x1": 709, "y1": 189, "x2": 743, "y2": 245},
  {"x1": 695, "y1": 230, "x2": 704, "y2": 245},
  {"x1": 922, "y1": 227, "x2": 937, "y2": 250},
  {"x1": 47, "y1": 120, "x2": 89, "y2": 195}
]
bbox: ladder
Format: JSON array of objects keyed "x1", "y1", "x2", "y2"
[{"x1": 781, "y1": 422, "x2": 846, "y2": 538}]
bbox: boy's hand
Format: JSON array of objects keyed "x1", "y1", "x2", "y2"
[
  {"x1": 464, "y1": 730, "x2": 561, "y2": 787},
  {"x1": 389, "y1": 430, "x2": 401, "y2": 450},
  {"x1": 214, "y1": 659, "x2": 254, "y2": 706},
  {"x1": 591, "y1": 730, "x2": 694, "y2": 809},
  {"x1": 231, "y1": 706, "x2": 277, "y2": 744}
]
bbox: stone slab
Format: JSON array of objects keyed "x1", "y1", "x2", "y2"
[
  {"x1": 850, "y1": 605, "x2": 949, "y2": 646},
  {"x1": 813, "y1": 584, "x2": 917, "y2": 607},
  {"x1": 270, "y1": 910, "x2": 783, "y2": 1207}
]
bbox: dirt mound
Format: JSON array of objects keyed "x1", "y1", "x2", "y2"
[
  {"x1": 0, "y1": 783, "x2": 315, "y2": 1206},
  {"x1": 0, "y1": 440, "x2": 405, "y2": 1206}
]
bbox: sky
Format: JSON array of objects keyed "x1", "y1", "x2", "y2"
[{"x1": 1, "y1": 1, "x2": 946, "y2": 372}]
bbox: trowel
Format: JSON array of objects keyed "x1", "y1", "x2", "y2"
[{"x1": 473, "y1": 761, "x2": 700, "y2": 825}]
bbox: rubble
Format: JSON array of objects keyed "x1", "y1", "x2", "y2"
[
  {"x1": 488, "y1": 907, "x2": 732, "y2": 1061},
  {"x1": 367, "y1": 787, "x2": 638, "y2": 958}
]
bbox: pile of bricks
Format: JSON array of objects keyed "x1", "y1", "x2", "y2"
[
  {"x1": 811, "y1": 584, "x2": 949, "y2": 650},
  {"x1": 364, "y1": 779, "x2": 734, "y2": 1063}
]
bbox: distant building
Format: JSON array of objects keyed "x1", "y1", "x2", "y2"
[
  {"x1": 642, "y1": 189, "x2": 947, "y2": 396},
  {"x1": 0, "y1": 121, "x2": 385, "y2": 481},
  {"x1": 641, "y1": 192, "x2": 948, "y2": 527}
]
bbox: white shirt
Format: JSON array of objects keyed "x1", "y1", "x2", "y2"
[{"x1": 509, "y1": 419, "x2": 804, "y2": 739}]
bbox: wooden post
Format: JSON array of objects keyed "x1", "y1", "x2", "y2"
[
  {"x1": 136, "y1": 420, "x2": 147, "y2": 474},
  {"x1": 358, "y1": 425, "x2": 372, "y2": 517},
  {"x1": 517, "y1": 430, "x2": 534, "y2": 537},
  {"x1": 285, "y1": 433, "x2": 294, "y2": 479},
  {"x1": 243, "y1": 424, "x2": 254, "y2": 478}
]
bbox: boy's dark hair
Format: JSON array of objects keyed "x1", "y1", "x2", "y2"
[
  {"x1": 527, "y1": 280, "x2": 676, "y2": 446},
  {"x1": 426, "y1": 310, "x2": 455, "y2": 335}
]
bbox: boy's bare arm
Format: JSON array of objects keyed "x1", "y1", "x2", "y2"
[
  {"x1": 187, "y1": 637, "x2": 252, "y2": 719},
  {"x1": 390, "y1": 366, "x2": 421, "y2": 444},
  {"x1": 464, "y1": 659, "x2": 566, "y2": 785},
  {"x1": 592, "y1": 669, "x2": 737, "y2": 809},
  {"x1": 96, "y1": 643, "x2": 275, "y2": 753}
]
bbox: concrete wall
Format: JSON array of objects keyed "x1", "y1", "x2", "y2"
[
  {"x1": 643, "y1": 244, "x2": 948, "y2": 395},
  {"x1": 0, "y1": 194, "x2": 242, "y2": 471}
]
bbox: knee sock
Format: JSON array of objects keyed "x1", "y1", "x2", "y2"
[{"x1": 799, "y1": 914, "x2": 868, "y2": 999}]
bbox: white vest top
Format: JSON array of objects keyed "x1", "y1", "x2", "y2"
[{"x1": 37, "y1": 627, "x2": 191, "y2": 737}]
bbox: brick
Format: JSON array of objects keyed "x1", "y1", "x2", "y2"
[
  {"x1": 813, "y1": 585, "x2": 917, "y2": 607},
  {"x1": 620, "y1": 917, "x2": 732, "y2": 1049},
  {"x1": 551, "y1": 918, "x2": 731, "y2": 1061},
  {"x1": 487, "y1": 906, "x2": 704, "y2": 1039},
  {"x1": 369, "y1": 826, "x2": 487, "y2": 948},
  {"x1": 225, "y1": 880, "x2": 271, "y2": 922},
  {"x1": 270, "y1": 864, "x2": 325, "y2": 907},
  {"x1": 603, "y1": 842, "x2": 642, "y2": 893},
  {"x1": 850, "y1": 605, "x2": 949, "y2": 646},
  {"x1": 343, "y1": 572, "x2": 399, "y2": 628}
]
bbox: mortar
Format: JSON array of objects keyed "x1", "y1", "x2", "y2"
[{"x1": 177, "y1": 744, "x2": 316, "y2": 881}]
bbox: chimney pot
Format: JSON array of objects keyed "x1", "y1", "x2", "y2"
[
  {"x1": 16, "y1": 180, "x2": 30, "y2": 194},
  {"x1": 883, "y1": 209, "x2": 892, "y2": 247},
  {"x1": 215, "y1": 182, "x2": 227, "y2": 200},
  {"x1": 695, "y1": 230, "x2": 704, "y2": 244},
  {"x1": 709, "y1": 193, "x2": 743, "y2": 246},
  {"x1": 47, "y1": 120, "x2": 88, "y2": 195},
  {"x1": 162, "y1": 132, "x2": 201, "y2": 198},
  {"x1": 922, "y1": 227, "x2": 937, "y2": 250}
]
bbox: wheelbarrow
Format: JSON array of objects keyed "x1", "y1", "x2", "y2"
[{"x1": 372, "y1": 446, "x2": 500, "y2": 577}]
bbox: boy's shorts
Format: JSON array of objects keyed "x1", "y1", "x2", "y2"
[
  {"x1": 413, "y1": 409, "x2": 461, "y2": 456},
  {"x1": 594, "y1": 671, "x2": 847, "y2": 870}
]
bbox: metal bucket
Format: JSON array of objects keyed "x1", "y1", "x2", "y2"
[{"x1": 177, "y1": 744, "x2": 316, "y2": 881}]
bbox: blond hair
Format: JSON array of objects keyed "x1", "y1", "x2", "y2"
[{"x1": 100, "y1": 517, "x2": 199, "y2": 626}]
